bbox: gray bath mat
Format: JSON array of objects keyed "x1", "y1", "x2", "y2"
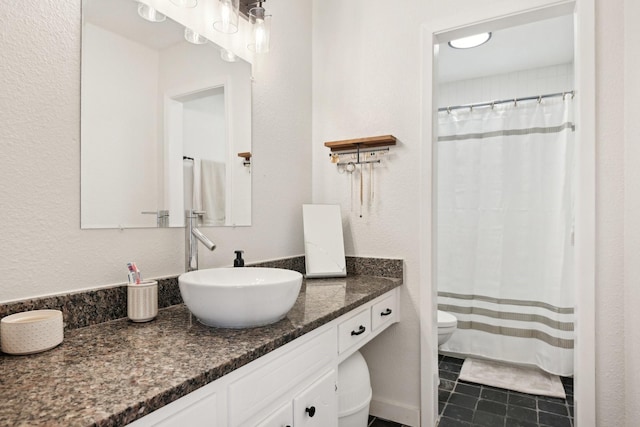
[{"x1": 459, "y1": 358, "x2": 566, "y2": 399}]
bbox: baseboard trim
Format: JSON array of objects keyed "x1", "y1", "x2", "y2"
[{"x1": 369, "y1": 397, "x2": 421, "y2": 426}]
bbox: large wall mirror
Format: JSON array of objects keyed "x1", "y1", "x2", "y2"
[{"x1": 81, "y1": 0, "x2": 252, "y2": 229}]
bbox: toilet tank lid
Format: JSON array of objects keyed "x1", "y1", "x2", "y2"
[{"x1": 437, "y1": 310, "x2": 457, "y2": 327}]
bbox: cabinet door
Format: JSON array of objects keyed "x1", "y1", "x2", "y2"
[
  {"x1": 255, "y1": 402, "x2": 293, "y2": 427},
  {"x1": 293, "y1": 370, "x2": 337, "y2": 427},
  {"x1": 228, "y1": 328, "x2": 336, "y2": 426}
]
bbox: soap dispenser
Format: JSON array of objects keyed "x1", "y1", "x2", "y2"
[{"x1": 234, "y1": 250, "x2": 245, "y2": 267}]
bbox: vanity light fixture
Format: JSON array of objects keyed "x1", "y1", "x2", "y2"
[
  {"x1": 137, "y1": 3, "x2": 166, "y2": 22},
  {"x1": 248, "y1": 1, "x2": 271, "y2": 53},
  {"x1": 184, "y1": 28, "x2": 208, "y2": 44},
  {"x1": 213, "y1": 0, "x2": 240, "y2": 34},
  {"x1": 448, "y1": 32, "x2": 492, "y2": 49},
  {"x1": 220, "y1": 48, "x2": 238, "y2": 62}
]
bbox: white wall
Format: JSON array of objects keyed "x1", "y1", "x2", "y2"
[
  {"x1": 81, "y1": 22, "x2": 160, "y2": 228},
  {"x1": 182, "y1": 92, "x2": 226, "y2": 162},
  {"x1": 0, "y1": 0, "x2": 311, "y2": 302},
  {"x1": 312, "y1": 0, "x2": 630, "y2": 425},
  {"x1": 312, "y1": 0, "x2": 425, "y2": 423},
  {"x1": 594, "y1": 0, "x2": 626, "y2": 425},
  {"x1": 438, "y1": 63, "x2": 574, "y2": 107},
  {"x1": 624, "y1": 0, "x2": 640, "y2": 422}
]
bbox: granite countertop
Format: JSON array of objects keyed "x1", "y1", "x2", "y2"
[{"x1": 0, "y1": 275, "x2": 401, "y2": 427}]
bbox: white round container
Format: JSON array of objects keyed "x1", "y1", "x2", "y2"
[
  {"x1": 1, "y1": 309, "x2": 64, "y2": 355},
  {"x1": 128, "y1": 280, "x2": 158, "y2": 322},
  {"x1": 338, "y1": 351, "x2": 372, "y2": 427}
]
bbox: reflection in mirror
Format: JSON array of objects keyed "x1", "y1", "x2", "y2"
[{"x1": 81, "y1": 0, "x2": 252, "y2": 229}]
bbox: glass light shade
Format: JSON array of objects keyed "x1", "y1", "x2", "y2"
[
  {"x1": 169, "y1": 0, "x2": 198, "y2": 7},
  {"x1": 184, "y1": 28, "x2": 207, "y2": 44},
  {"x1": 248, "y1": 7, "x2": 271, "y2": 53},
  {"x1": 220, "y1": 49, "x2": 238, "y2": 62},
  {"x1": 137, "y1": 3, "x2": 166, "y2": 22},
  {"x1": 448, "y1": 32, "x2": 492, "y2": 49},
  {"x1": 213, "y1": 0, "x2": 239, "y2": 34}
]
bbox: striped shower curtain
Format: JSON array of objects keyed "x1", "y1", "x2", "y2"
[{"x1": 436, "y1": 96, "x2": 575, "y2": 376}]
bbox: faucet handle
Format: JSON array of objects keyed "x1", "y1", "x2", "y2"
[{"x1": 141, "y1": 210, "x2": 170, "y2": 227}]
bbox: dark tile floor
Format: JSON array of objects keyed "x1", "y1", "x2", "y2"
[
  {"x1": 368, "y1": 355, "x2": 574, "y2": 427},
  {"x1": 369, "y1": 415, "x2": 410, "y2": 427}
]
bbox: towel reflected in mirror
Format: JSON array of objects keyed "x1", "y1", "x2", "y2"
[{"x1": 200, "y1": 159, "x2": 226, "y2": 226}]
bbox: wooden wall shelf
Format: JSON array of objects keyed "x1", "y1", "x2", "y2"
[{"x1": 324, "y1": 135, "x2": 396, "y2": 152}]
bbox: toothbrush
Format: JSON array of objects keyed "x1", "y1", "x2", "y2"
[
  {"x1": 133, "y1": 263, "x2": 141, "y2": 284},
  {"x1": 127, "y1": 262, "x2": 141, "y2": 284}
]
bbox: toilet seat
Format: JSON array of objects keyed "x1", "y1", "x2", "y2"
[{"x1": 437, "y1": 310, "x2": 457, "y2": 328}]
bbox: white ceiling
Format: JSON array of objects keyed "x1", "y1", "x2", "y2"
[{"x1": 438, "y1": 14, "x2": 574, "y2": 83}]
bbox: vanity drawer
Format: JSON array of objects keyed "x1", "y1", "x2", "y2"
[
  {"x1": 371, "y1": 293, "x2": 397, "y2": 332},
  {"x1": 337, "y1": 308, "x2": 371, "y2": 354}
]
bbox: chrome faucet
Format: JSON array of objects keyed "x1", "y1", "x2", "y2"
[{"x1": 185, "y1": 210, "x2": 216, "y2": 272}]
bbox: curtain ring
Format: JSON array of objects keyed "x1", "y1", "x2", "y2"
[
  {"x1": 514, "y1": 98, "x2": 518, "y2": 107},
  {"x1": 563, "y1": 92, "x2": 568, "y2": 101},
  {"x1": 537, "y1": 96, "x2": 543, "y2": 104},
  {"x1": 345, "y1": 162, "x2": 356, "y2": 173},
  {"x1": 491, "y1": 101, "x2": 495, "y2": 110},
  {"x1": 447, "y1": 106, "x2": 451, "y2": 114}
]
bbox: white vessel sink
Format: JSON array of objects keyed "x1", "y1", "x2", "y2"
[{"x1": 178, "y1": 267, "x2": 303, "y2": 328}]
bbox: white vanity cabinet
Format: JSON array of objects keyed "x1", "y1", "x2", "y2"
[
  {"x1": 128, "y1": 287, "x2": 399, "y2": 427},
  {"x1": 255, "y1": 402, "x2": 292, "y2": 427}
]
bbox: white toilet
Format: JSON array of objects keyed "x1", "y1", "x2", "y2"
[{"x1": 437, "y1": 310, "x2": 457, "y2": 346}]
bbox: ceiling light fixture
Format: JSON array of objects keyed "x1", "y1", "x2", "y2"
[
  {"x1": 213, "y1": 0, "x2": 240, "y2": 34},
  {"x1": 248, "y1": 1, "x2": 271, "y2": 54},
  {"x1": 448, "y1": 32, "x2": 492, "y2": 49},
  {"x1": 137, "y1": 3, "x2": 166, "y2": 23}
]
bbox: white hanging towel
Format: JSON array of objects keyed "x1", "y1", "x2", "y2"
[
  {"x1": 183, "y1": 160, "x2": 194, "y2": 212},
  {"x1": 191, "y1": 158, "x2": 203, "y2": 212},
  {"x1": 200, "y1": 159, "x2": 226, "y2": 226}
]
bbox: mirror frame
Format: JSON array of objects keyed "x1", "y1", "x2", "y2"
[{"x1": 419, "y1": 1, "x2": 596, "y2": 425}]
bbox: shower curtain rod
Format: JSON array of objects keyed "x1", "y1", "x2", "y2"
[{"x1": 438, "y1": 90, "x2": 575, "y2": 113}]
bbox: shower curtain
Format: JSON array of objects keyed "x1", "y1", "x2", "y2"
[{"x1": 436, "y1": 96, "x2": 575, "y2": 376}]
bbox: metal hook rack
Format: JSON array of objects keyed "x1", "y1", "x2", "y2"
[
  {"x1": 237, "y1": 152, "x2": 252, "y2": 167},
  {"x1": 330, "y1": 147, "x2": 389, "y2": 166},
  {"x1": 324, "y1": 135, "x2": 396, "y2": 219},
  {"x1": 324, "y1": 135, "x2": 396, "y2": 166}
]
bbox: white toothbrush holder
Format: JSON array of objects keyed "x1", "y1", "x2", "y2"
[{"x1": 127, "y1": 280, "x2": 158, "y2": 322}]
